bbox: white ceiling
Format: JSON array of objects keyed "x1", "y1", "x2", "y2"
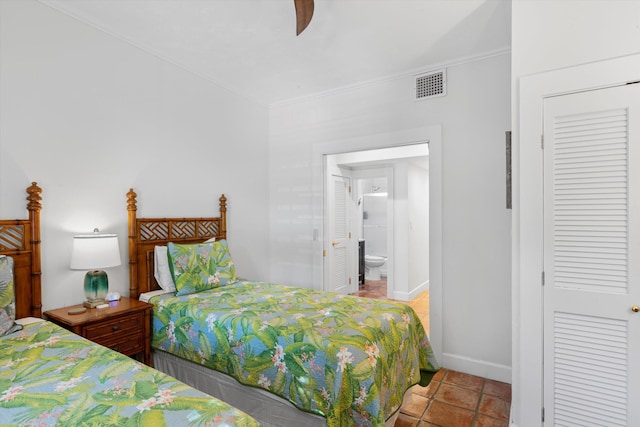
[{"x1": 40, "y1": 0, "x2": 511, "y2": 105}]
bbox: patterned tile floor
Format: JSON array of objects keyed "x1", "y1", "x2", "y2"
[{"x1": 354, "y1": 279, "x2": 511, "y2": 427}]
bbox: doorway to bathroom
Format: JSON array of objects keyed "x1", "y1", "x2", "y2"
[
  {"x1": 315, "y1": 124, "x2": 442, "y2": 360},
  {"x1": 323, "y1": 143, "x2": 429, "y2": 301},
  {"x1": 357, "y1": 174, "x2": 390, "y2": 298}
]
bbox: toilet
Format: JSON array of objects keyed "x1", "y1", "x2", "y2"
[{"x1": 364, "y1": 255, "x2": 386, "y2": 281}]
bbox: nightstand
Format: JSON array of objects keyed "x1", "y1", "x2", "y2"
[{"x1": 44, "y1": 297, "x2": 153, "y2": 366}]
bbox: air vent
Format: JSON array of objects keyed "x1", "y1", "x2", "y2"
[{"x1": 415, "y1": 69, "x2": 446, "y2": 100}]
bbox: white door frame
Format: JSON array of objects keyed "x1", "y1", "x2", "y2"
[
  {"x1": 515, "y1": 53, "x2": 640, "y2": 425},
  {"x1": 311, "y1": 125, "x2": 443, "y2": 363}
]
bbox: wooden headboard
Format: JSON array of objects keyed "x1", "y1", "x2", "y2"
[
  {"x1": 0, "y1": 182, "x2": 43, "y2": 319},
  {"x1": 126, "y1": 188, "x2": 227, "y2": 300}
]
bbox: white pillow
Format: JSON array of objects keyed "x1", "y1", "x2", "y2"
[
  {"x1": 154, "y1": 246, "x2": 175, "y2": 292},
  {"x1": 139, "y1": 289, "x2": 174, "y2": 303},
  {"x1": 153, "y1": 237, "x2": 216, "y2": 292}
]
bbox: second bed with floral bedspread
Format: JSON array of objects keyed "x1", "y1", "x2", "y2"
[
  {"x1": 149, "y1": 281, "x2": 439, "y2": 427},
  {"x1": 0, "y1": 320, "x2": 260, "y2": 427}
]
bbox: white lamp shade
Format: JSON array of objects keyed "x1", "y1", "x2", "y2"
[{"x1": 70, "y1": 233, "x2": 121, "y2": 270}]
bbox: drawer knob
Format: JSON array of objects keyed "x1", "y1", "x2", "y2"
[{"x1": 112, "y1": 325, "x2": 119, "y2": 331}]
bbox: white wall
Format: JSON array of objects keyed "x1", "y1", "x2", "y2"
[
  {"x1": 511, "y1": 1, "x2": 640, "y2": 425},
  {"x1": 362, "y1": 192, "x2": 387, "y2": 257},
  {"x1": 0, "y1": 0, "x2": 270, "y2": 311},
  {"x1": 269, "y1": 52, "x2": 512, "y2": 381},
  {"x1": 408, "y1": 163, "x2": 429, "y2": 291}
]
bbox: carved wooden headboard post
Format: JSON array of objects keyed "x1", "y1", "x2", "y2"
[
  {"x1": 26, "y1": 182, "x2": 42, "y2": 317},
  {"x1": 127, "y1": 188, "x2": 138, "y2": 300},
  {"x1": 219, "y1": 194, "x2": 227, "y2": 240}
]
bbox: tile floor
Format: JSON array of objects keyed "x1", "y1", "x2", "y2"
[{"x1": 354, "y1": 279, "x2": 511, "y2": 427}]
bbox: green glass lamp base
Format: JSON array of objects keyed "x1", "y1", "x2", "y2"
[{"x1": 83, "y1": 270, "x2": 109, "y2": 308}]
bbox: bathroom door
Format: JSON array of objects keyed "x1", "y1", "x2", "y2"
[{"x1": 327, "y1": 174, "x2": 353, "y2": 295}]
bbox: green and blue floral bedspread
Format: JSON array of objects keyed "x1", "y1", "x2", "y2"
[
  {"x1": 150, "y1": 281, "x2": 439, "y2": 426},
  {"x1": 0, "y1": 320, "x2": 260, "y2": 427}
]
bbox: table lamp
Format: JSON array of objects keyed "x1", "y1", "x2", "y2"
[{"x1": 70, "y1": 229, "x2": 121, "y2": 308}]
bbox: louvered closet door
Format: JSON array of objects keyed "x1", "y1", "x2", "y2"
[
  {"x1": 543, "y1": 84, "x2": 640, "y2": 426},
  {"x1": 329, "y1": 174, "x2": 351, "y2": 295}
]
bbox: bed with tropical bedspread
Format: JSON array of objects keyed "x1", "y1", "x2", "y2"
[
  {"x1": 125, "y1": 186, "x2": 441, "y2": 427},
  {"x1": 148, "y1": 276, "x2": 439, "y2": 427},
  {"x1": 0, "y1": 319, "x2": 260, "y2": 427}
]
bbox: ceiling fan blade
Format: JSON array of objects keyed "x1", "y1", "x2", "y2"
[{"x1": 294, "y1": 0, "x2": 314, "y2": 35}]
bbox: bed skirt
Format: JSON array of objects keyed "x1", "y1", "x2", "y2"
[{"x1": 152, "y1": 350, "x2": 401, "y2": 427}]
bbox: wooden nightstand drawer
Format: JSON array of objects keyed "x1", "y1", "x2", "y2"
[
  {"x1": 43, "y1": 297, "x2": 153, "y2": 366},
  {"x1": 97, "y1": 331, "x2": 144, "y2": 356},
  {"x1": 84, "y1": 312, "x2": 144, "y2": 341}
]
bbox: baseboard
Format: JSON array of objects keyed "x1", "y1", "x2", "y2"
[
  {"x1": 509, "y1": 404, "x2": 517, "y2": 426},
  {"x1": 441, "y1": 352, "x2": 511, "y2": 384},
  {"x1": 392, "y1": 280, "x2": 429, "y2": 301}
]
